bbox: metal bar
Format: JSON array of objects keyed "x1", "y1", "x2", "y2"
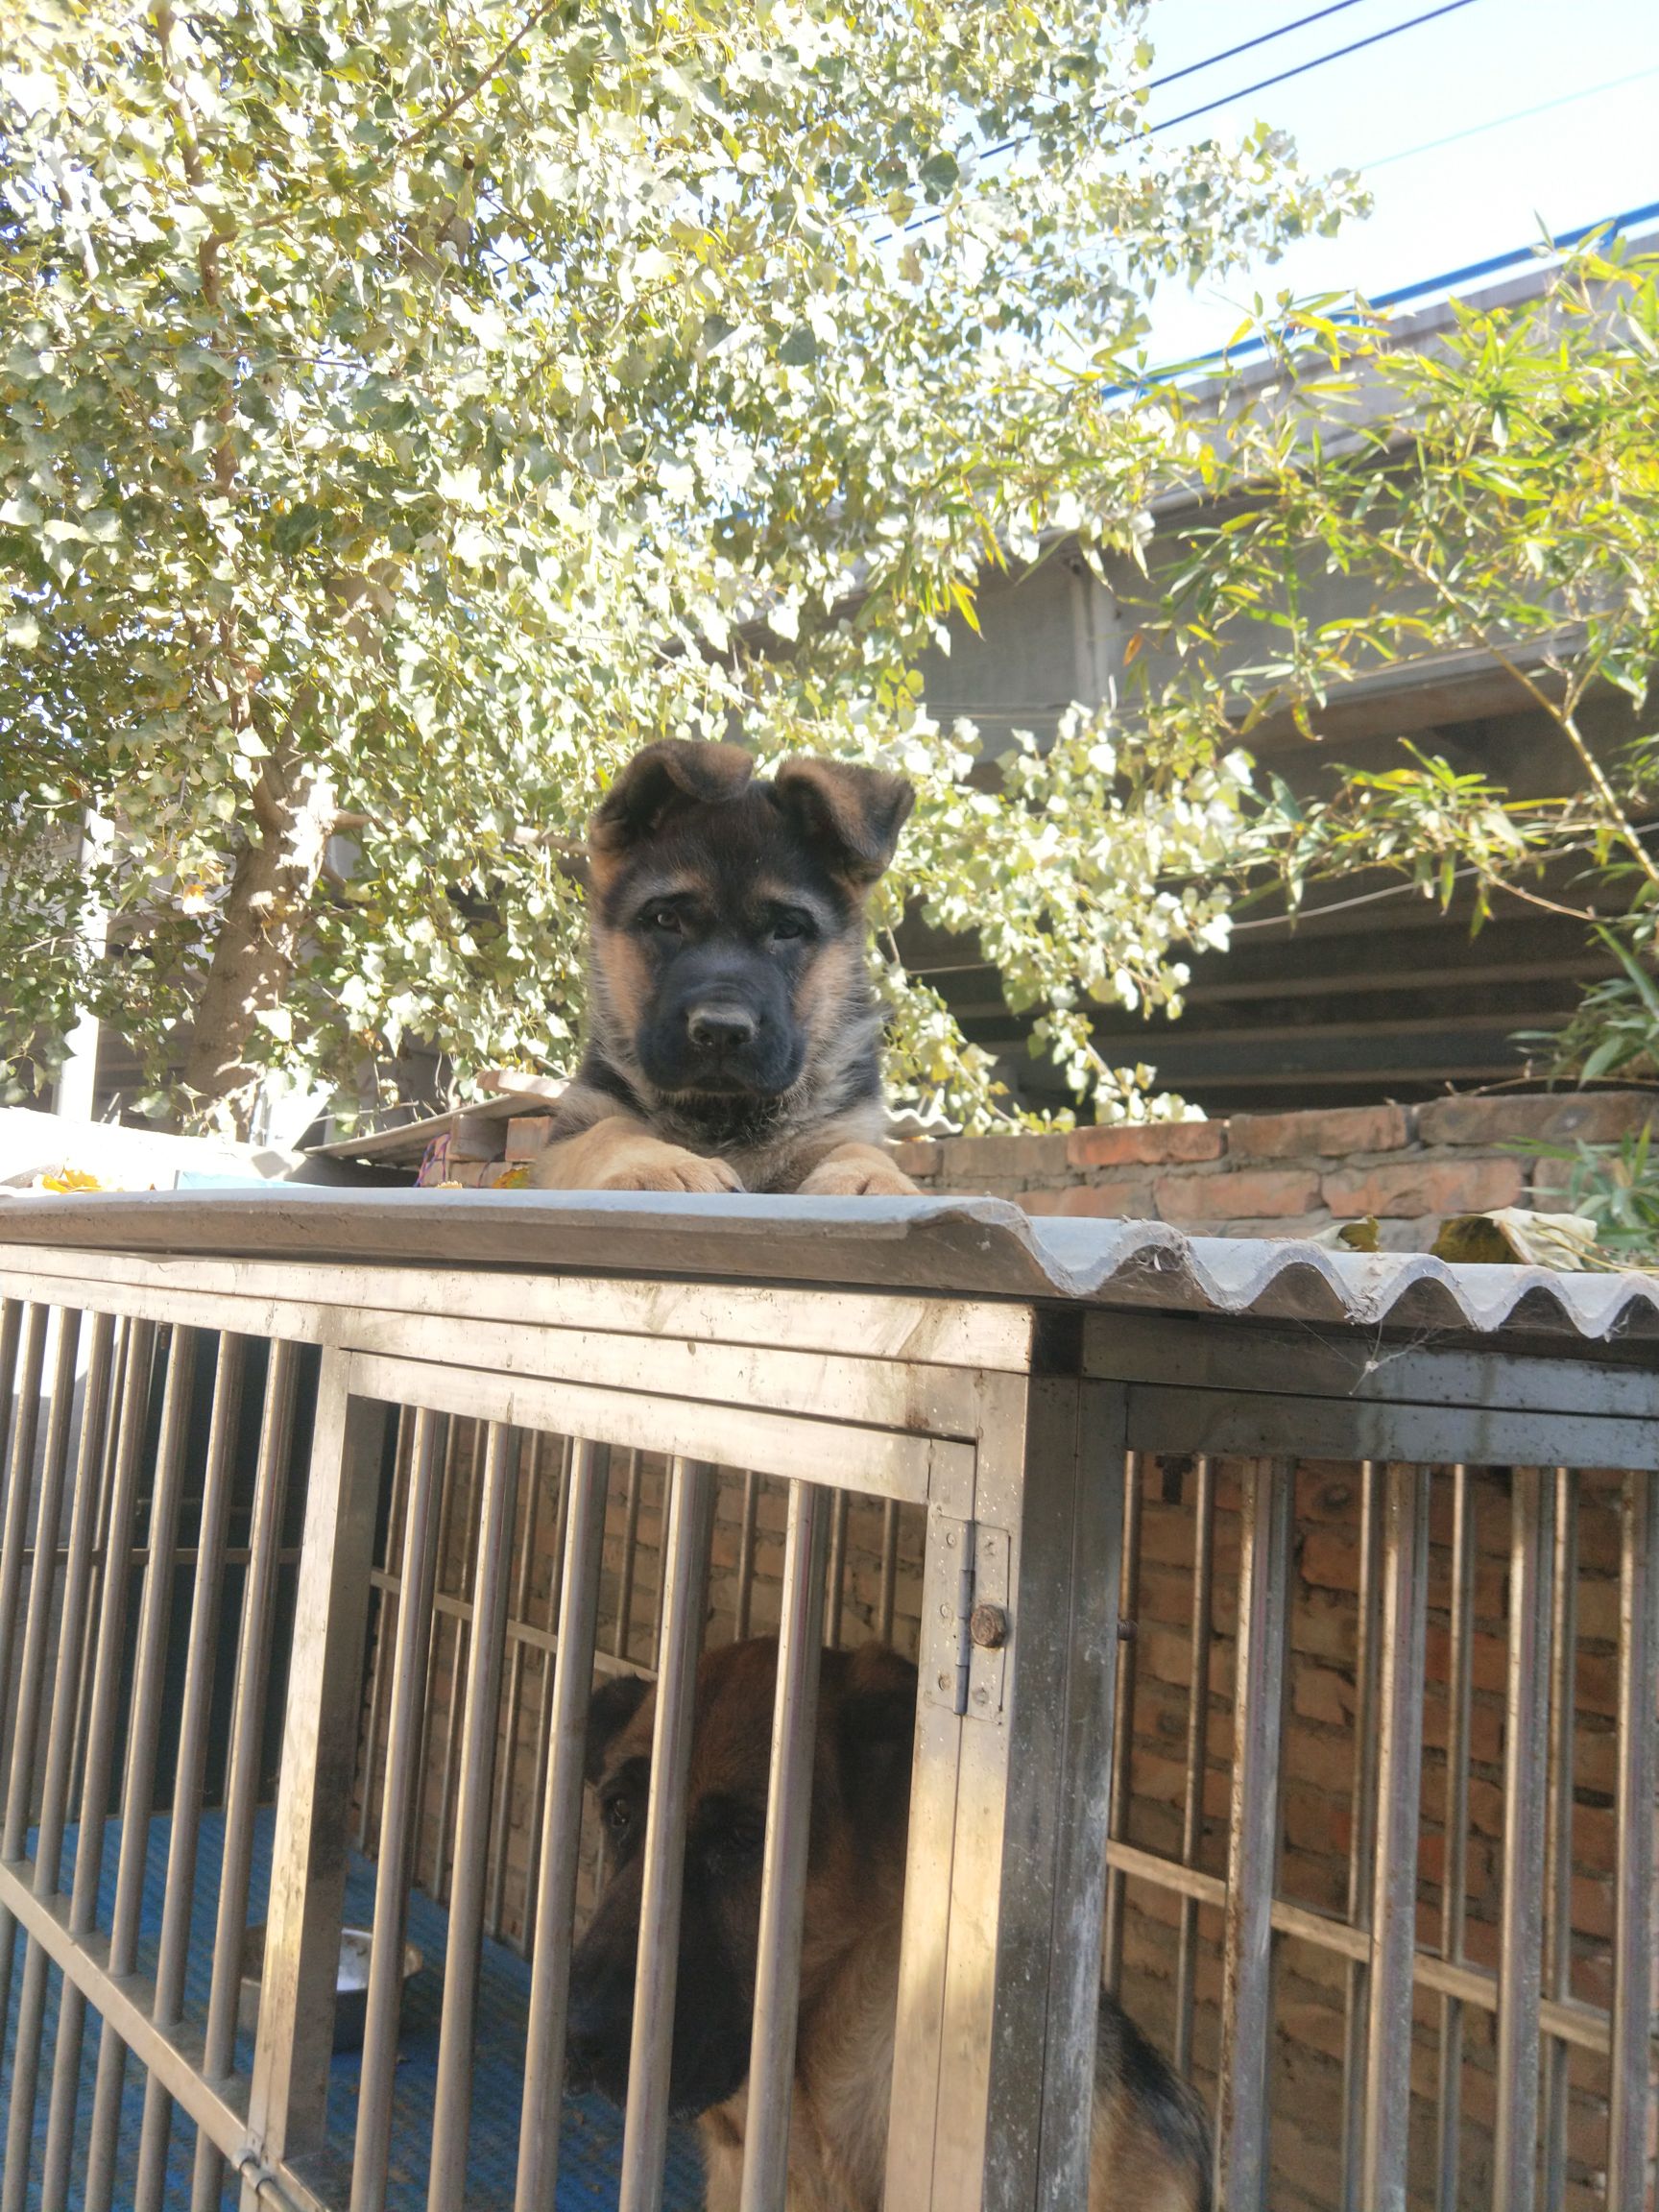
[
  {"x1": 738, "y1": 1481, "x2": 831, "y2": 2212},
  {"x1": 246, "y1": 1358, "x2": 385, "y2": 2180},
  {"x1": 1101, "y1": 1449, "x2": 1143, "y2": 1992},
  {"x1": 877, "y1": 1496, "x2": 901, "y2": 1645},
  {"x1": 428, "y1": 1420, "x2": 522, "y2": 2209},
  {"x1": 1434, "y1": 1465, "x2": 1476, "y2": 2212},
  {"x1": 1340, "y1": 1462, "x2": 1383, "y2": 2210},
  {"x1": 2, "y1": 1310, "x2": 112, "y2": 2212},
  {"x1": 521, "y1": 1438, "x2": 573, "y2": 1955},
  {"x1": 65, "y1": 1316, "x2": 128, "y2": 1825},
  {"x1": 0, "y1": 1300, "x2": 22, "y2": 1508},
  {"x1": 1493, "y1": 1465, "x2": 1556, "y2": 2212},
  {"x1": 545, "y1": 1430, "x2": 571, "y2": 1637},
  {"x1": 1215, "y1": 1457, "x2": 1293, "y2": 2212},
  {"x1": 618, "y1": 1456, "x2": 716, "y2": 2212},
  {"x1": 1359, "y1": 1463, "x2": 1431, "y2": 2212},
  {"x1": 824, "y1": 1485, "x2": 848, "y2": 1647},
  {"x1": 0, "y1": 1306, "x2": 81, "y2": 2194},
  {"x1": 41, "y1": 1316, "x2": 155, "y2": 2212},
  {"x1": 357, "y1": 1405, "x2": 413, "y2": 1853},
  {"x1": 651, "y1": 1458, "x2": 674, "y2": 1671},
  {"x1": 0, "y1": 1304, "x2": 79, "y2": 2068},
  {"x1": 0, "y1": 1856, "x2": 251, "y2": 2168},
  {"x1": 1174, "y1": 1454, "x2": 1215, "y2": 2080},
  {"x1": 414, "y1": 1414, "x2": 460, "y2": 1894},
  {"x1": 1104, "y1": 1833, "x2": 1631, "y2": 2055},
  {"x1": 1, "y1": 1307, "x2": 80, "y2": 1856},
  {"x1": 733, "y1": 1467, "x2": 759, "y2": 1642},
  {"x1": 613, "y1": 1447, "x2": 643, "y2": 1659},
  {"x1": 134, "y1": 1332, "x2": 248, "y2": 2212},
  {"x1": 352, "y1": 1409, "x2": 445, "y2": 2212},
  {"x1": 84, "y1": 1326, "x2": 200, "y2": 2212},
  {"x1": 1607, "y1": 1468, "x2": 1659, "y2": 2212},
  {"x1": 0, "y1": 1305, "x2": 50, "y2": 1784},
  {"x1": 1541, "y1": 1469, "x2": 1577, "y2": 2212},
  {"x1": 433, "y1": 1420, "x2": 481, "y2": 1903},
  {"x1": 191, "y1": 1337, "x2": 301, "y2": 2212},
  {"x1": 515, "y1": 1438, "x2": 612, "y2": 2212},
  {"x1": 490, "y1": 1430, "x2": 547, "y2": 1940}
]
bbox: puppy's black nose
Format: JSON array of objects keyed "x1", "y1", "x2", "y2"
[{"x1": 686, "y1": 1004, "x2": 757, "y2": 1051}]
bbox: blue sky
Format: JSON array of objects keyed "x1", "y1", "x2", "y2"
[{"x1": 1136, "y1": 0, "x2": 1659, "y2": 363}]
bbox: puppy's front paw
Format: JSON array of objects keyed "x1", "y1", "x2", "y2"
[
  {"x1": 798, "y1": 1154, "x2": 920, "y2": 1198},
  {"x1": 594, "y1": 1142, "x2": 743, "y2": 1194}
]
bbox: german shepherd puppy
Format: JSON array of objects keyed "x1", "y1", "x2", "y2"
[
  {"x1": 571, "y1": 1638, "x2": 1212, "y2": 2212},
  {"x1": 529, "y1": 740, "x2": 921, "y2": 1197}
]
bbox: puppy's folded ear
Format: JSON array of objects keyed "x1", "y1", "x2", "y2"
[
  {"x1": 772, "y1": 757, "x2": 915, "y2": 891},
  {"x1": 590, "y1": 741, "x2": 755, "y2": 858},
  {"x1": 586, "y1": 1672, "x2": 651, "y2": 1783}
]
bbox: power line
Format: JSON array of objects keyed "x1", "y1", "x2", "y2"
[
  {"x1": 974, "y1": 0, "x2": 1388, "y2": 167},
  {"x1": 877, "y1": 0, "x2": 1483, "y2": 246},
  {"x1": 1153, "y1": 0, "x2": 1480, "y2": 139},
  {"x1": 1149, "y1": 0, "x2": 1382, "y2": 97},
  {"x1": 1362, "y1": 59, "x2": 1659, "y2": 174}
]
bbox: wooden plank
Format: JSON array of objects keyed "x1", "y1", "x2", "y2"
[
  {"x1": 1125, "y1": 1382, "x2": 1659, "y2": 1473},
  {"x1": 0, "y1": 1245, "x2": 1033, "y2": 1372},
  {"x1": 345, "y1": 1351, "x2": 956, "y2": 1500},
  {"x1": 1085, "y1": 1310, "x2": 1659, "y2": 1422}
]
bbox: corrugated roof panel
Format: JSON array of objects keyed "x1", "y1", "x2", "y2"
[{"x1": 2, "y1": 1189, "x2": 1657, "y2": 1347}]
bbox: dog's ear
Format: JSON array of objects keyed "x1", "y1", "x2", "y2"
[
  {"x1": 586, "y1": 1671, "x2": 651, "y2": 1784},
  {"x1": 589, "y1": 741, "x2": 756, "y2": 858},
  {"x1": 836, "y1": 1644, "x2": 917, "y2": 1827},
  {"x1": 772, "y1": 757, "x2": 915, "y2": 892}
]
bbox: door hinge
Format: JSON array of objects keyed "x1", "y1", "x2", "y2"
[{"x1": 921, "y1": 1509, "x2": 1010, "y2": 1721}]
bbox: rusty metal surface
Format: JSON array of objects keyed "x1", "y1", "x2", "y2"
[{"x1": 7, "y1": 1187, "x2": 1659, "y2": 1344}]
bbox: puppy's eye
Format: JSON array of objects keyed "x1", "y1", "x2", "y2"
[
  {"x1": 640, "y1": 905, "x2": 683, "y2": 935},
  {"x1": 770, "y1": 914, "x2": 811, "y2": 943},
  {"x1": 603, "y1": 1794, "x2": 634, "y2": 1839}
]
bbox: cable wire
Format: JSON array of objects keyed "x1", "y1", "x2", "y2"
[
  {"x1": 1153, "y1": 0, "x2": 1480, "y2": 138},
  {"x1": 876, "y1": 0, "x2": 1483, "y2": 245},
  {"x1": 1148, "y1": 0, "x2": 1382, "y2": 96}
]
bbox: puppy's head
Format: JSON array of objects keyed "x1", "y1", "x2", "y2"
[
  {"x1": 567, "y1": 1636, "x2": 917, "y2": 2117},
  {"x1": 583, "y1": 742, "x2": 914, "y2": 1103}
]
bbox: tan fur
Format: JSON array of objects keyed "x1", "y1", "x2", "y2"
[
  {"x1": 531, "y1": 1114, "x2": 742, "y2": 1193},
  {"x1": 796, "y1": 1142, "x2": 918, "y2": 1198}
]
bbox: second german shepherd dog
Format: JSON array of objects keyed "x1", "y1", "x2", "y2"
[
  {"x1": 570, "y1": 1637, "x2": 1212, "y2": 2212},
  {"x1": 530, "y1": 740, "x2": 920, "y2": 1197}
]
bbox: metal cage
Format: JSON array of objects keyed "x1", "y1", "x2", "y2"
[{"x1": 0, "y1": 1190, "x2": 1652, "y2": 2212}]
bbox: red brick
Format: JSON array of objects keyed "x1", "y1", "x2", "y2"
[
  {"x1": 890, "y1": 1139, "x2": 943, "y2": 1179},
  {"x1": 503, "y1": 1115, "x2": 551, "y2": 1160},
  {"x1": 938, "y1": 1131, "x2": 1070, "y2": 1182},
  {"x1": 1047, "y1": 1179, "x2": 1158, "y2": 1218},
  {"x1": 1416, "y1": 1090, "x2": 1655, "y2": 1147},
  {"x1": 1321, "y1": 1157, "x2": 1524, "y2": 1218},
  {"x1": 1156, "y1": 1167, "x2": 1321, "y2": 1222},
  {"x1": 1067, "y1": 1119, "x2": 1224, "y2": 1169},
  {"x1": 1228, "y1": 1104, "x2": 1410, "y2": 1160}
]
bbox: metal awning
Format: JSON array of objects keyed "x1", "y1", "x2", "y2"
[{"x1": 3, "y1": 1188, "x2": 1658, "y2": 1348}]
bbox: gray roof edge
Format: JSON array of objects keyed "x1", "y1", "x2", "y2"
[{"x1": 1, "y1": 1189, "x2": 1656, "y2": 1348}]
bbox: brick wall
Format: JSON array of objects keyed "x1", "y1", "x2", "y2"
[{"x1": 893, "y1": 1091, "x2": 1659, "y2": 1249}]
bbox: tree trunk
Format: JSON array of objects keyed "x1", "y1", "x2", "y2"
[{"x1": 180, "y1": 747, "x2": 335, "y2": 1136}]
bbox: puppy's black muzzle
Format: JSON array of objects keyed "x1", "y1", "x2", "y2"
[{"x1": 638, "y1": 951, "x2": 804, "y2": 1098}]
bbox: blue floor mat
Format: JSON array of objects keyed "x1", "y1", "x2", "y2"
[{"x1": 0, "y1": 1808, "x2": 706, "y2": 2209}]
